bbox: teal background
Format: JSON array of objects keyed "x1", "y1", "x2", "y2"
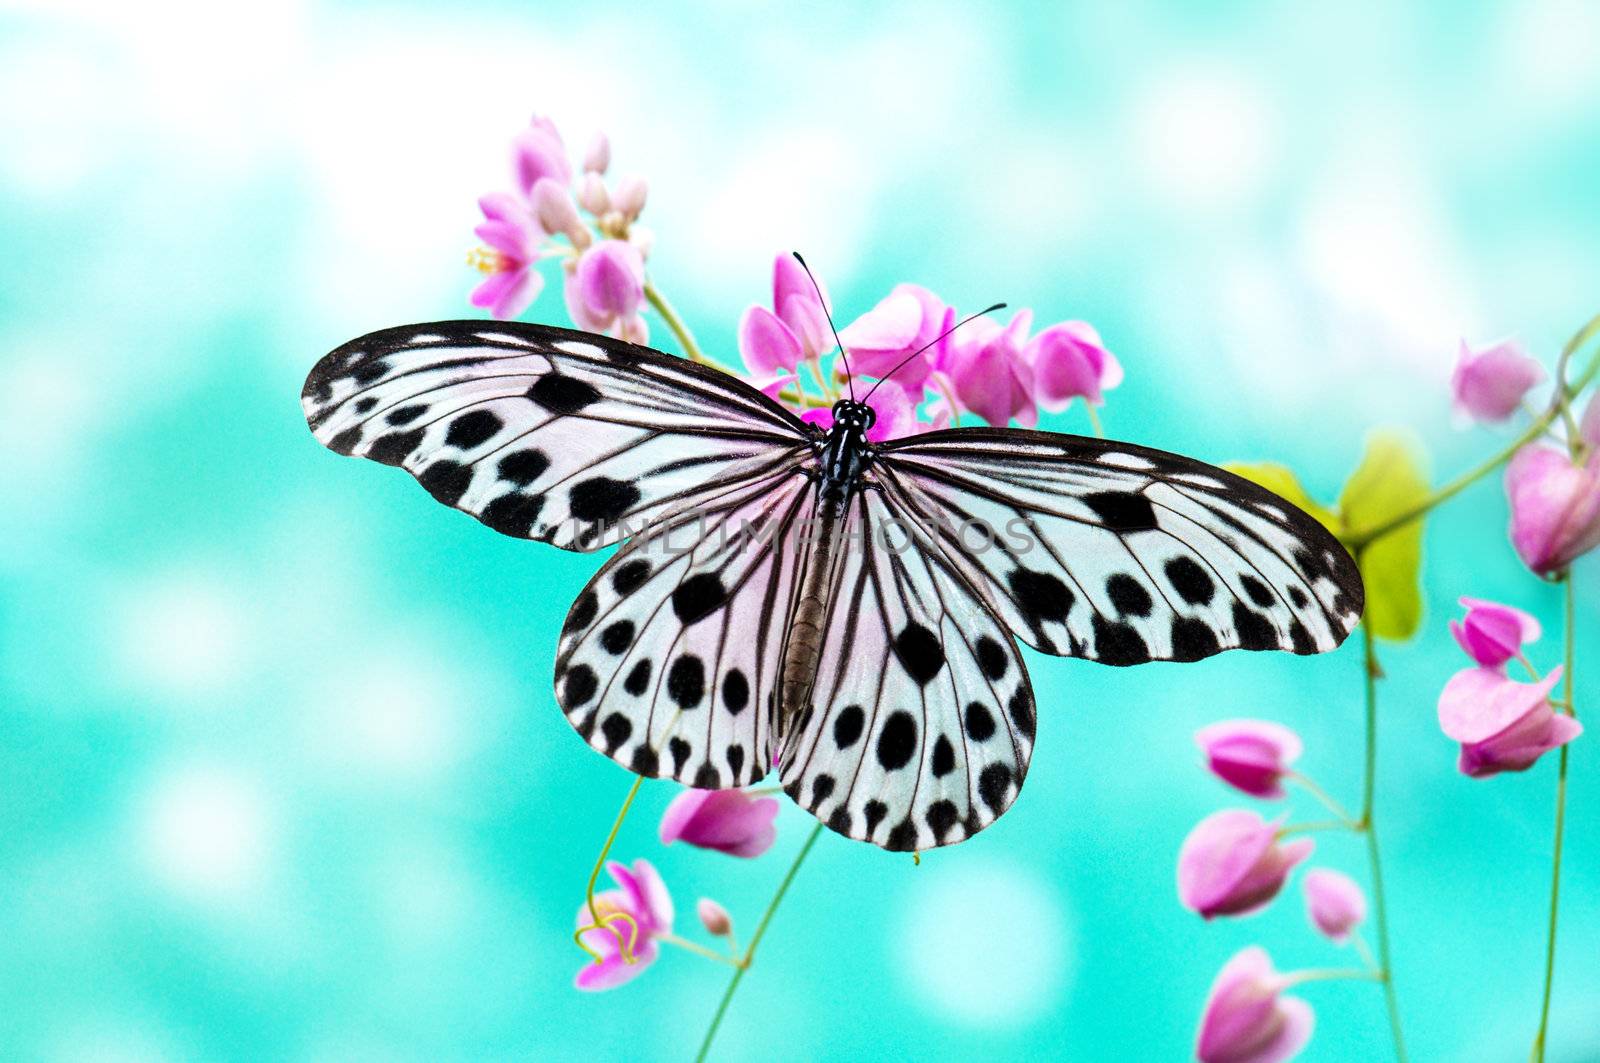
[{"x1": 3, "y1": 1, "x2": 1599, "y2": 1059}]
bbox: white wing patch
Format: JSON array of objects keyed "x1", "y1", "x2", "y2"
[{"x1": 302, "y1": 320, "x2": 809, "y2": 552}]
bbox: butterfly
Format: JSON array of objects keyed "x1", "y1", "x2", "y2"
[{"x1": 301, "y1": 318, "x2": 1363, "y2": 852}]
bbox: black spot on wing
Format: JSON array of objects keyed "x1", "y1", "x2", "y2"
[
  {"x1": 1008, "y1": 568, "x2": 1073, "y2": 625},
  {"x1": 1091, "y1": 615, "x2": 1151, "y2": 665},
  {"x1": 876, "y1": 711, "x2": 918, "y2": 770},
  {"x1": 964, "y1": 702, "x2": 996, "y2": 742},
  {"x1": 419, "y1": 460, "x2": 472, "y2": 506},
  {"x1": 892, "y1": 624, "x2": 945, "y2": 685},
  {"x1": 975, "y1": 635, "x2": 1008, "y2": 681},
  {"x1": 528, "y1": 373, "x2": 601, "y2": 414},
  {"x1": 613, "y1": 560, "x2": 652, "y2": 595},
  {"x1": 833, "y1": 705, "x2": 865, "y2": 749},
  {"x1": 367, "y1": 428, "x2": 424, "y2": 467},
  {"x1": 446, "y1": 409, "x2": 502, "y2": 449},
  {"x1": 721, "y1": 669, "x2": 749, "y2": 715},
  {"x1": 1106, "y1": 573, "x2": 1153, "y2": 617},
  {"x1": 569, "y1": 477, "x2": 641, "y2": 522},
  {"x1": 1165, "y1": 556, "x2": 1215, "y2": 605},
  {"x1": 672, "y1": 573, "x2": 727, "y2": 625},
  {"x1": 565, "y1": 591, "x2": 598, "y2": 633},
  {"x1": 497, "y1": 448, "x2": 550, "y2": 486},
  {"x1": 1084, "y1": 490, "x2": 1158, "y2": 532},
  {"x1": 667, "y1": 655, "x2": 706, "y2": 708},
  {"x1": 623, "y1": 658, "x2": 653, "y2": 697}
]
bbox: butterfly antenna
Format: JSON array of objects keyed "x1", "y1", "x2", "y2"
[
  {"x1": 791, "y1": 251, "x2": 855, "y2": 402},
  {"x1": 861, "y1": 302, "x2": 1006, "y2": 402}
]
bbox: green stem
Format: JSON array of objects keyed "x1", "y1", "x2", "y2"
[
  {"x1": 1360, "y1": 624, "x2": 1409, "y2": 1063},
  {"x1": 1283, "y1": 967, "x2": 1384, "y2": 988},
  {"x1": 574, "y1": 776, "x2": 645, "y2": 965},
  {"x1": 695, "y1": 823, "x2": 824, "y2": 1063},
  {"x1": 1280, "y1": 818, "x2": 1355, "y2": 836},
  {"x1": 643, "y1": 280, "x2": 717, "y2": 367},
  {"x1": 1085, "y1": 403, "x2": 1104, "y2": 438},
  {"x1": 1346, "y1": 315, "x2": 1600, "y2": 548},
  {"x1": 659, "y1": 932, "x2": 742, "y2": 968},
  {"x1": 1531, "y1": 573, "x2": 1578, "y2": 1061},
  {"x1": 1286, "y1": 771, "x2": 1359, "y2": 825}
]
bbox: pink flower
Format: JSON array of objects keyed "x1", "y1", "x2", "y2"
[
  {"x1": 565, "y1": 239, "x2": 648, "y2": 343},
  {"x1": 469, "y1": 193, "x2": 543, "y2": 320},
  {"x1": 513, "y1": 114, "x2": 572, "y2": 199},
  {"x1": 572, "y1": 858, "x2": 674, "y2": 991},
  {"x1": 837, "y1": 284, "x2": 949, "y2": 395},
  {"x1": 943, "y1": 310, "x2": 1038, "y2": 427},
  {"x1": 1194, "y1": 719, "x2": 1303, "y2": 799},
  {"x1": 1178, "y1": 810, "x2": 1313, "y2": 919},
  {"x1": 697, "y1": 898, "x2": 732, "y2": 937},
  {"x1": 738, "y1": 255, "x2": 834, "y2": 376},
  {"x1": 1448, "y1": 596, "x2": 1541, "y2": 669},
  {"x1": 800, "y1": 385, "x2": 923, "y2": 442},
  {"x1": 1302, "y1": 868, "x2": 1366, "y2": 944},
  {"x1": 773, "y1": 254, "x2": 835, "y2": 361},
  {"x1": 1029, "y1": 321, "x2": 1123, "y2": 411},
  {"x1": 1451, "y1": 338, "x2": 1544, "y2": 424},
  {"x1": 1195, "y1": 947, "x2": 1314, "y2": 1063},
  {"x1": 1438, "y1": 665, "x2": 1581, "y2": 778},
  {"x1": 659, "y1": 788, "x2": 779, "y2": 858},
  {"x1": 1505, "y1": 444, "x2": 1600, "y2": 575}
]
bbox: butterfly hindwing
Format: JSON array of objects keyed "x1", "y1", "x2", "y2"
[
  {"x1": 779, "y1": 488, "x2": 1035, "y2": 851},
  {"x1": 302, "y1": 320, "x2": 808, "y2": 551},
  {"x1": 874, "y1": 428, "x2": 1363, "y2": 665},
  {"x1": 554, "y1": 466, "x2": 819, "y2": 788}
]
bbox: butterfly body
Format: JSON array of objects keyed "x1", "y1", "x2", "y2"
[{"x1": 302, "y1": 320, "x2": 1364, "y2": 852}]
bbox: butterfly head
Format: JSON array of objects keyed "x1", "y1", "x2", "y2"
[{"x1": 831, "y1": 399, "x2": 876, "y2": 432}]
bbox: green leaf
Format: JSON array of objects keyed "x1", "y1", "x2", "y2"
[
  {"x1": 1338, "y1": 429, "x2": 1430, "y2": 641},
  {"x1": 1222, "y1": 462, "x2": 1341, "y2": 534}
]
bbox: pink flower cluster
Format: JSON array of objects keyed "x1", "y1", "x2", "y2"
[
  {"x1": 737, "y1": 255, "x2": 1121, "y2": 439},
  {"x1": 471, "y1": 115, "x2": 652, "y2": 339},
  {"x1": 1437, "y1": 598, "x2": 1581, "y2": 778},
  {"x1": 1183, "y1": 721, "x2": 1369, "y2": 1062},
  {"x1": 1451, "y1": 338, "x2": 1600, "y2": 575},
  {"x1": 573, "y1": 787, "x2": 778, "y2": 991}
]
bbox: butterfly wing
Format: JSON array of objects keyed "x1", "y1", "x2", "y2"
[
  {"x1": 778, "y1": 486, "x2": 1035, "y2": 851},
  {"x1": 874, "y1": 427, "x2": 1364, "y2": 664},
  {"x1": 554, "y1": 462, "x2": 821, "y2": 788},
  {"x1": 302, "y1": 320, "x2": 810, "y2": 551}
]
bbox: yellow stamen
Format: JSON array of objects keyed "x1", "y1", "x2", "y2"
[{"x1": 466, "y1": 246, "x2": 509, "y2": 274}]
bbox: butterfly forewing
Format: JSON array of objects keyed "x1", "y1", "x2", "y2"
[
  {"x1": 778, "y1": 488, "x2": 1035, "y2": 851},
  {"x1": 874, "y1": 428, "x2": 1363, "y2": 665},
  {"x1": 301, "y1": 321, "x2": 808, "y2": 551}
]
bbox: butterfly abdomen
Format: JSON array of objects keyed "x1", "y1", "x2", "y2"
[{"x1": 778, "y1": 494, "x2": 846, "y2": 733}]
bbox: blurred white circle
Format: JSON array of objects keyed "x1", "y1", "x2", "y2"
[
  {"x1": 136, "y1": 764, "x2": 276, "y2": 904},
  {"x1": 898, "y1": 859, "x2": 1073, "y2": 1026}
]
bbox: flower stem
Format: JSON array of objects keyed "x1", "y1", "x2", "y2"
[
  {"x1": 1286, "y1": 771, "x2": 1359, "y2": 825},
  {"x1": 1531, "y1": 572, "x2": 1578, "y2": 1061},
  {"x1": 1085, "y1": 403, "x2": 1104, "y2": 438},
  {"x1": 1360, "y1": 624, "x2": 1409, "y2": 1063},
  {"x1": 659, "y1": 933, "x2": 743, "y2": 968},
  {"x1": 643, "y1": 280, "x2": 718, "y2": 367},
  {"x1": 1283, "y1": 967, "x2": 1383, "y2": 988},
  {"x1": 1346, "y1": 314, "x2": 1600, "y2": 548},
  {"x1": 695, "y1": 822, "x2": 824, "y2": 1063},
  {"x1": 1280, "y1": 818, "x2": 1355, "y2": 836},
  {"x1": 573, "y1": 775, "x2": 645, "y2": 965}
]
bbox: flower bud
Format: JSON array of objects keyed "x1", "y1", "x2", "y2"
[
  {"x1": 1448, "y1": 597, "x2": 1540, "y2": 668},
  {"x1": 1195, "y1": 947, "x2": 1314, "y2": 1063},
  {"x1": 1505, "y1": 444, "x2": 1600, "y2": 574},
  {"x1": 659, "y1": 788, "x2": 779, "y2": 858},
  {"x1": 1194, "y1": 719, "x2": 1302, "y2": 799},
  {"x1": 1178, "y1": 810, "x2": 1312, "y2": 919},
  {"x1": 1302, "y1": 868, "x2": 1366, "y2": 943},
  {"x1": 697, "y1": 897, "x2": 732, "y2": 937},
  {"x1": 583, "y1": 131, "x2": 611, "y2": 174},
  {"x1": 578, "y1": 171, "x2": 610, "y2": 215},
  {"x1": 612, "y1": 174, "x2": 648, "y2": 220},
  {"x1": 1451, "y1": 338, "x2": 1544, "y2": 424},
  {"x1": 531, "y1": 178, "x2": 581, "y2": 241}
]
